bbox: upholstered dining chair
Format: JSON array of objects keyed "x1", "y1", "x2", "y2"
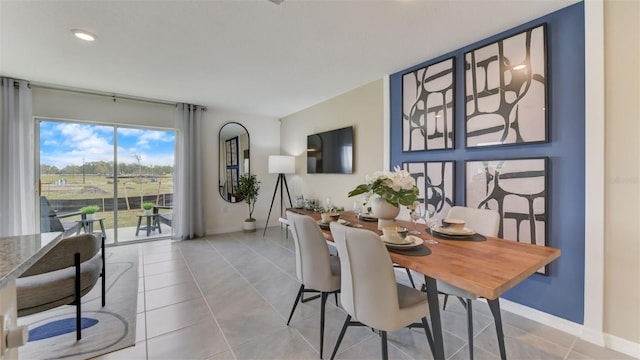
[
  {"x1": 16, "y1": 233, "x2": 105, "y2": 341},
  {"x1": 329, "y1": 222, "x2": 435, "y2": 360},
  {"x1": 436, "y1": 206, "x2": 503, "y2": 360},
  {"x1": 285, "y1": 211, "x2": 341, "y2": 359}
]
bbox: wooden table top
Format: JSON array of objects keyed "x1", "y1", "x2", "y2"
[{"x1": 287, "y1": 208, "x2": 560, "y2": 300}]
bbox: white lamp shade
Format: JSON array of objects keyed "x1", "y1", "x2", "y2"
[{"x1": 268, "y1": 155, "x2": 295, "y2": 174}]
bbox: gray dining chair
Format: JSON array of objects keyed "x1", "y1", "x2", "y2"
[
  {"x1": 329, "y1": 222, "x2": 435, "y2": 360},
  {"x1": 16, "y1": 233, "x2": 105, "y2": 341},
  {"x1": 286, "y1": 211, "x2": 341, "y2": 359},
  {"x1": 436, "y1": 206, "x2": 504, "y2": 360}
]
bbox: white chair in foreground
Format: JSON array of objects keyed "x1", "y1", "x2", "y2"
[
  {"x1": 286, "y1": 211, "x2": 341, "y2": 359},
  {"x1": 329, "y1": 223, "x2": 434, "y2": 360},
  {"x1": 436, "y1": 206, "x2": 504, "y2": 360}
]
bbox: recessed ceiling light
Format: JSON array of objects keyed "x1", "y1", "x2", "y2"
[
  {"x1": 71, "y1": 29, "x2": 97, "y2": 42},
  {"x1": 513, "y1": 64, "x2": 526, "y2": 70}
]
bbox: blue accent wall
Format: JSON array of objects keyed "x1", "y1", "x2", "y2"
[{"x1": 389, "y1": 3, "x2": 585, "y2": 323}]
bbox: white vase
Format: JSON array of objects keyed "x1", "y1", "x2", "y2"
[
  {"x1": 144, "y1": 209, "x2": 152, "y2": 216},
  {"x1": 371, "y1": 197, "x2": 400, "y2": 230},
  {"x1": 85, "y1": 213, "x2": 95, "y2": 220}
]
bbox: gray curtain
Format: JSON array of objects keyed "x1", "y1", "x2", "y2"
[
  {"x1": 0, "y1": 78, "x2": 36, "y2": 236},
  {"x1": 173, "y1": 103, "x2": 205, "y2": 239}
]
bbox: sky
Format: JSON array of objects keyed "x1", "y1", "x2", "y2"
[{"x1": 39, "y1": 121, "x2": 175, "y2": 169}]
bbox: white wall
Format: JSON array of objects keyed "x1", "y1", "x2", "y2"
[
  {"x1": 202, "y1": 109, "x2": 281, "y2": 234},
  {"x1": 280, "y1": 79, "x2": 385, "y2": 211},
  {"x1": 603, "y1": 0, "x2": 640, "y2": 345}
]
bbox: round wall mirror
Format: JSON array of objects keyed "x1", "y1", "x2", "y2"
[{"x1": 218, "y1": 122, "x2": 250, "y2": 203}]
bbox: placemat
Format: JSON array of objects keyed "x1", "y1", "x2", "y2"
[
  {"x1": 431, "y1": 232, "x2": 486, "y2": 241},
  {"x1": 387, "y1": 244, "x2": 432, "y2": 256}
]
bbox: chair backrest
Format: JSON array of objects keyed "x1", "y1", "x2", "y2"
[
  {"x1": 40, "y1": 196, "x2": 65, "y2": 232},
  {"x1": 20, "y1": 233, "x2": 102, "y2": 277},
  {"x1": 447, "y1": 206, "x2": 500, "y2": 237},
  {"x1": 330, "y1": 222, "x2": 399, "y2": 329},
  {"x1": 287, "y1": 211, "x2": 335, "y2": 290}
]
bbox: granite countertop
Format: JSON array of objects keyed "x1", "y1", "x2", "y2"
[{"x1": 0, "y1": 232, "x2": 63, "y2": 289}]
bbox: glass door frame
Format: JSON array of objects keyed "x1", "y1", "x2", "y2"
[{"x1": 35, "y1": 117, "x2": 175, "y2": 246}]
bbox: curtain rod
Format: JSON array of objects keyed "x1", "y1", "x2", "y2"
[{"x1": 30, "y1": 82, "x2": 207, "y2": 110}]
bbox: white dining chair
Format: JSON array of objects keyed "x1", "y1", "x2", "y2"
[
  {"x1": 329, "y1": 222, "x2": 435, "y2": 360},
  {"x1": 286, "y1": 211, "x2": 341, "y2": 359},
  {"x1": 436, "y1": 205, "x2": 505, "y2": 360}
]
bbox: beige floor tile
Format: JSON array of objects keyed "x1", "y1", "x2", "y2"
[{"x1": 146, "y1": 319, "x2": 230, "y2": 360}]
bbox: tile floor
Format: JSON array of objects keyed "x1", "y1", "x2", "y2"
[{"x1": 94, "y1": 227, "x2": 634, "y2": 360}]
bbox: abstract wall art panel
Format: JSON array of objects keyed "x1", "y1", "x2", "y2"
[
  {"x1": 402, "y1": 57, "x2": 455, "y2": 151},
  {"x1": 404, "y1": 161, "x2": 455, "y2": 221},
  {"x1": 466, "y1": 158, "x2": 548, "y2": 273},
  {"x1": 465, "y1": 24, "x2": 548, "y2": 148}
]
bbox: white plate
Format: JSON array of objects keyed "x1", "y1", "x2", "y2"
[
  {"x1": 317, "y1": 219, "x2": 349, "y2": 226},
  {"x1": 381, "y1": 235, "x2": 423, "y2": 249},
  {"x1": 432, "y1": 226, "x2": 476, "y2": 236}
]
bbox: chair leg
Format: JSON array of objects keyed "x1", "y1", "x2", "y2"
[
  {"x1": 74, "y1": 253, "x2": 82, "y2": 341},
  {"x1": 334, "y1": 291, "x2": 339, "y2": 306},
  {"x1": 487, "y1": 298, "x2": 507, "y2": 360},
  {"x1": 442, "y1": 294, "x2": 449, "y2": 310},
  {"x1": 466, "y1": 299, "x2": 474, "y2": 360},
  {"x1": 405, "y1": 268, "x2": 416, "y2": 289},
  {"x1": 320, "y1": 292, "x2": 329, "y2": 359},
  {"x1": 421, "y1": 317, "x2": 436, "y2": 358},
  {"x1": 380, "y1": 330, "x2": 389, "y2": 360},
  {"x1": 287, "y1": 284, "x2": 304, "y2": 325},
  {"x1": 101, "y1": 234, "x2": 106, "y2": 307},
  {"x1": 330, "y1": 314, "x2": 351, "y2": 360}
]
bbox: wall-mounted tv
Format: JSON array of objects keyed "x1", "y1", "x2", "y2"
[{"x1": 307, "y1": 126, "x2": 353, "y2": 174}]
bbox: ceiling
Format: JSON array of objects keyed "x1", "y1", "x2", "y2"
[{"x1": 0, "y1": 0, "x2": 578, "y2": 118}]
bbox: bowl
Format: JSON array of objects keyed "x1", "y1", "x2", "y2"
[
  {"x1": 321, "y1": 212, "x2": 341, "y2": 223},
  {"x1": 382, "y1": 225, "x2": 409, "y2": 239},
  {"x1": 441, "y1": 218, "x2": 465, "y2": 230}
]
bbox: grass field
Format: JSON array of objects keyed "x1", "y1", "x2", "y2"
[{"x1": 41, "y1": 174, "x2": 173, "y2": 228}]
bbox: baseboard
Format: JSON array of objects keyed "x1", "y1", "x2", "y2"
[
  {"x1": 604, "y1": 333, "x2": 640, "y2": 359},
  {"x1": 499, "y1": 298, "x2": 640, "y2": 359}
]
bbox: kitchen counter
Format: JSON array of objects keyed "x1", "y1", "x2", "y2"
[{"x1": 0, "y1": 232, "x2": 62, "y2": 289}]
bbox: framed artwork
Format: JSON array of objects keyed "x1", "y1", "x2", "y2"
[
  {"x1": 465, "y1": 24, "x2": 548, "y2": 148},
  {"x1": 403, "y1": 161, "x2": 455, "y2": 221},
  {"x1": 402, "y1": 57, "x2": 455, "y2": 151},
  {"x1": 465, "y1": 158, "x2": 548, "y2": 274}
]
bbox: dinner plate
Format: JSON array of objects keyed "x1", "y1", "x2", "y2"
[
  {"x1": 359, "y1": 214, "x2": 378, "y2": 222},
  {"x1": 432, "y1": 226, "x2": 476, "y2": 237},
  {"x1": 380, "y1": 235, "x2": 423, "y2": 249},
  {"x1": 317, "y1": 219, "x2": 350, "y2": 228}
]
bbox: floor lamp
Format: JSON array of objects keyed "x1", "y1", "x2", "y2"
[{"x1": 263, "y1": 155, "x2": 295, "y2": 236}]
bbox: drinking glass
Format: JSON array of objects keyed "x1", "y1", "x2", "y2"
[
  {"x1": 424, "y1": 207, "x2": 439, "y2": 244},
  {"x1": 409, "y1": 207, "x2": 422, "y2": 235},
  {"x1": 325, "y1": 197, "x2": 333, "y2": 212},
  {"x1": 352, "y1": 201, "x2": 363, "y2": 228}
]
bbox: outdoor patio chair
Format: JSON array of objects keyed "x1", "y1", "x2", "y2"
[
  {"x1": 153, "y1": 205, "x2": 172, "y2": 227},
  {"x1": 40, "y1": 196, "x2": 82, "y2": 237}
]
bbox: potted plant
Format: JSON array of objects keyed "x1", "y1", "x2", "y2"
[
  {"x1": 348, "y1": 166, "x2": 419, "y2": 229},
  {"x1": 142, "y1": 202, "x2": 155, "y2": 215},
  {"x1": 236, "y1": 174, "x2": 260, "y2": 232},
  {"x1": 80, "y1": 205, "x2": 100, "y2": 220}
]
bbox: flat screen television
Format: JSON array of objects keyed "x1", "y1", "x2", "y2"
[{"x1": 307, "y1": 126, "x2": 353, "y2": 174}]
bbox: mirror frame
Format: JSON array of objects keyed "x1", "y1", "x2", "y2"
[{"x1": 218, "y1": 122, "x2": 250, "y2": 203}]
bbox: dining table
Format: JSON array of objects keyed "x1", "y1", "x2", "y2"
[{"x1": 286, "y1": 208, "x2": 561, "y2": 360}]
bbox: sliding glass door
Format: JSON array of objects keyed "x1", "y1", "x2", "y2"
[{"x1": 37, "y1": 119, "x2": 174, "y2": 245}]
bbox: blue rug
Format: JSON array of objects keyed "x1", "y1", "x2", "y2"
[{"x1": 29, "y1": 317, "x2": 99, "y2": 341}]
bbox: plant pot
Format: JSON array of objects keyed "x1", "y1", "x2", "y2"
[
  {"x1": 85, "y1": 213, "x2": 95, "y2": 221},
  {"x1": 144, "y1": 209, "x2": 152, "y2": 216},
  {"x1": 371, "y1": 197, "x2": 400, "y2": 230},
  {"x1": 243, "y1": 218, "x2": 256, "y2": 232}
]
